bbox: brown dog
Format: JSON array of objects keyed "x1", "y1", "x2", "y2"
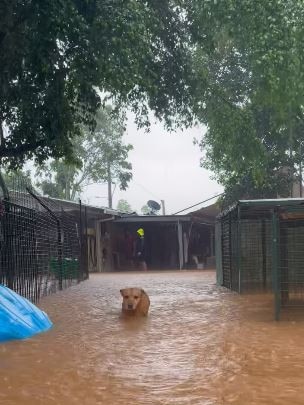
[{"x1": 120, "y1": 288, "x2": 150, "y2": 316}]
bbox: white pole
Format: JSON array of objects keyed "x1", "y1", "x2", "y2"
[{"x1": 161, "y1": 200, "x2": 166, "y2": 215}]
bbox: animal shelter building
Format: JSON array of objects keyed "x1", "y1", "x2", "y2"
[
  {"x1": 113, "y1": 203, "x2": 218, "y2": 271},
  {"x1": 43, "y1": 199, "x2": 219, "y2": 273}
]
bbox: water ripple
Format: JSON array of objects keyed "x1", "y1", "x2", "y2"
[{"x1": 1, "y1": 271, "x2": 304, "y2": 404}]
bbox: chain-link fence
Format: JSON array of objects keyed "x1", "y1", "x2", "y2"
[
  {"x1": 216, "y1": 199, "x2": 304, "y2": 320},
  {"x1": 0, "y1": 172, "x2": 88, "y2": 303}
]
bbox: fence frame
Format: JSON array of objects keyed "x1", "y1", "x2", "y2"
[
  {"x1": 0, "y1": 172, "x2": 88, "y2": 303},
  {"x1": 216, "y1": 198, "x2": 304, "y2": 320}
]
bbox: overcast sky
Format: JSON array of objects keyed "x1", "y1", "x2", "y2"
[{"x1": 82, "y1": 113, "x2": 223, "y2": 214}]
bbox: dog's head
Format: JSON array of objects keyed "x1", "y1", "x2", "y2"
[{"x1": 120, "y1": 288, "x2": 144, "y2": 311}]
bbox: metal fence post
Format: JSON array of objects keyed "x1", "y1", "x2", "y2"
[
  {"x1": 57, "y1": 219, "x2": 63, "y2": 290},
  {"x1": 272, "y1": 209, "x2": 280, "y2": 320},
  {"x1": 215, "y1": 221, "x2": 223, "y2": 285},
  {"x1": 262, "y1": 219, "x2": 267, "y2": 290},
  {"x1": 84, "y1": 205, "x2": 89, "y2": 279},
  {"x1": 229, "y1": 212, "x2": 232, "y2": 290},
  {"x1": 237, "y1": 205, "x2": 242, "y2": 293},
  {"x1": 79, "y1": 199, "x2": 83, "y2": 280}
]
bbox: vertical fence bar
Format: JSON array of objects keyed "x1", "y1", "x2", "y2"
[
  {"x1": 221, "y1": 220, "x2": 224, "y2": 286},
  {"x1": 280, "y1": 218, "x2": 289, "y2": 306},
  {"x1": 79, "y1": 199, "x2": 83, "y2": 280},
  {"x1": 229, "y1": 212, "x2": 232, "y2": 289},
  {"x1": 237, "y1": 205, "x2": 242, "y2": 293},
  {"x1": 57, "y1": 219, "x2": 63, "y2": 290},
  {"x1": 84, "y1": 205, "x2": 89, "y2": 280},
  {"x1": 261, "y1": 219, "x2": 267, "y2": 290},
  {"x1": 272, "y1": 209, "x2": 280, "y2": 320},
  {"x1": 215, "y1": 221, "x2": 223, "y2": 286},
  {"x1": 177, "y1": 220, "x2": 183, "y2": 270}
]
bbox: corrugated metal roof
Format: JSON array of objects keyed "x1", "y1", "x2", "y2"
[
  {"x1": 47, "y1": 197, "x2": 120, "y2": 215},
  {"x1": 189, "y1": 202, "x2": 220, "y2": 223}
]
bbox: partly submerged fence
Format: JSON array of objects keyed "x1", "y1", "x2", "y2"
[
  {"x1": 0, "y1": 172, "x2": 88, "y2": 302},
  {"x1": 216, "y1": 199, "x2": 304, "y2": 320}
]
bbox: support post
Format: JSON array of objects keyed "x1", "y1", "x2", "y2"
[
  {"x1": 161, "y1": 200, "x2": 166, "y2": 215},
  {"x1": 272, "y1": 209, "x2": 280, "y2": 321},
  {"x1": 300, "y1": 142, "x2": 303, "y2": 197},
  {"x1": 262, "y1": 219, "x2": 267, "y2": 289},
  {"x1": 84, "y1": 205, "x2": 89, "y2": 280},
  {"x1": 177, "y1": 221, "x2": 183, "y2": 270},
  {"x1": 79, "y1": 199, "x2": 83, "y2": 282},
  {"x1": 229, "y1": 212, "x2": 232, "y2": 290},
  {"x1": 237, "y1": 205, "x2": 242, "y2": 293}
]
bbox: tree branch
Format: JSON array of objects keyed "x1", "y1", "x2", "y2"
[
  {"x1": 0, "y1": 140, "x2": 45, "y2": 158},
  {"x1": 74, "y1": 170, "x2": 89, "y2": 189},
  {"x1": 0, "y1": 4, "x2": 34, "y2": 47},
  {"x1": 0, "y1": 122, "x2": 4, "y2": 146}
]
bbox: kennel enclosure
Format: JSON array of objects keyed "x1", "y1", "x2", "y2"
[
  {"x1": 216, "y1": 199, "x2": 304, "y2": 320},
  {"x1": 0, "y1": 173, "x2": 88, "y2": 303}
]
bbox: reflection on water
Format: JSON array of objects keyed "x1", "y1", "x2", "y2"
[{"x1": 1, "y1": 271, "x2": 304, "y2": 404}]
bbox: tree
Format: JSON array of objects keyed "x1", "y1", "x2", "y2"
[
  {"x1": 91, "y1": 107, "x2": 133, "y2": 208},
  {"x1": 0, "y1": 1, "x2": 194, "y2": 168},
  {"x1": 189, "y1": 1, "x2": 304, "y2": 116},
  {"x1": 188, "y1": 1, "x2": 304, "y2": 201},
  {"x1": 116, "y1": 199, "x2": 132, "y2": 213},
  {"x1": 37, "y1": 160, "x2": 80, "y2": 201},
  {"x1": 37, "y1": 106, "x2": 133, "y2": 203},
  {"x1": 141, "y1": 205, "x2": 150, "y2": 215},
  {"x1": 219, "y1": 169, "x2": 293, "y2": 209},
  {"x1": 0, "y1": 168, "x2": 32, "y2": 198}
]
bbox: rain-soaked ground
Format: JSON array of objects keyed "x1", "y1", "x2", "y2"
[{"x1": 1, "y1": 270, "x2": 304, "y2": 405}]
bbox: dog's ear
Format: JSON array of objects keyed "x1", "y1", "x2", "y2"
[
  {"x1": 141, "y1": 289, "x2": 145, "y2": 295},
  {"x1": 120, "y1": 289, "x2": 124, "y2": 296}
]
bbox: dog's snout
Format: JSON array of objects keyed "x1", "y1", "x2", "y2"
[{"x1": 127, "y1": 304, "x2": 133, "y2": 310}]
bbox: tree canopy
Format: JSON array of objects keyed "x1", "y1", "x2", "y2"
[
  {"x1": 37, "y1": 106, "x2": 133, "y2": 201},
  {"x1": 2, "y1": 0, "x2": 304, "y2": 203},
  {"x1": 0, "y1": 168, "x2": 32, "y2": 195},
  {"x1": 141, "y1": 205, "x2": 150, "y2": 215},
  {"x1": 116, "y1": 199, "x2": 133, "y2": 213},
  {"x1": 189, "y1": 0, "x2": 304, "y2": 200},
  {"x1": 0, "y1": 0, "x2": 194, "y2": 168}
]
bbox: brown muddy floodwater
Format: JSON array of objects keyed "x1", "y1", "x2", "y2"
[{"x1": 1, "y1": 271, "x2": 304, "y2": 405}]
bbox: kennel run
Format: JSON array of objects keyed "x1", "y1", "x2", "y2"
[
  {"x1": 216, "y1": 198, "x2": 304, "y2": 320},
  {"x1": 0, "y1": 174, "x2": 88, "y2": 303}
]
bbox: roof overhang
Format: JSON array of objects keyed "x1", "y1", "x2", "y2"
[
  {"x1": 43, "y1": 197, "x2": 121, "y2": 218},
  {"x1": 218, "y1": 198, "x2": 304, "y2": 219},
  {"x1": 114, "y1": 214, "x2": 215, "y2": 226},
  {"x1": 114, "y1": 215, "x2": 192, "y2": 224}
]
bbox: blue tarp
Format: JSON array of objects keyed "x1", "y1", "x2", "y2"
[{"x1": 0, "y1": 285, "x2": 53, "y2": 342}]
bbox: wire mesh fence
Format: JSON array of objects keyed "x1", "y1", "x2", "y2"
[
  {"x1": 216, "y1": 200, "x2": 304, "y2": 320},
  {"x1": 276, "y1": 210, "x2": 304, "y2": 315},
  {"x1": 0, "y1": 172, "x2": 88, "y2": 303},
  {"x1": 239, "y1": 208, "x2": 273, "y2": 293}
]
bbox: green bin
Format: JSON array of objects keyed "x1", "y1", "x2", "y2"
[{"x1": 50, "y1": 257, "x2": 79, "y2": 279}]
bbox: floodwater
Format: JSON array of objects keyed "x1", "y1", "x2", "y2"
[{"x1": 1, "y1": 271, "x2": 304, "y2": 405}]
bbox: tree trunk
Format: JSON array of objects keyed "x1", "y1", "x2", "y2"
[
  {"x1": 66, "y1": 169, "x2": 71, "y2": 200},
  {"x1": 0, "y1": 121, "x2": 4, "y2": 146}
]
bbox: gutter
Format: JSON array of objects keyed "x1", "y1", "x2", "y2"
[{"x1": 98, "y1": 215, "x2": 115, "y2": 223}]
